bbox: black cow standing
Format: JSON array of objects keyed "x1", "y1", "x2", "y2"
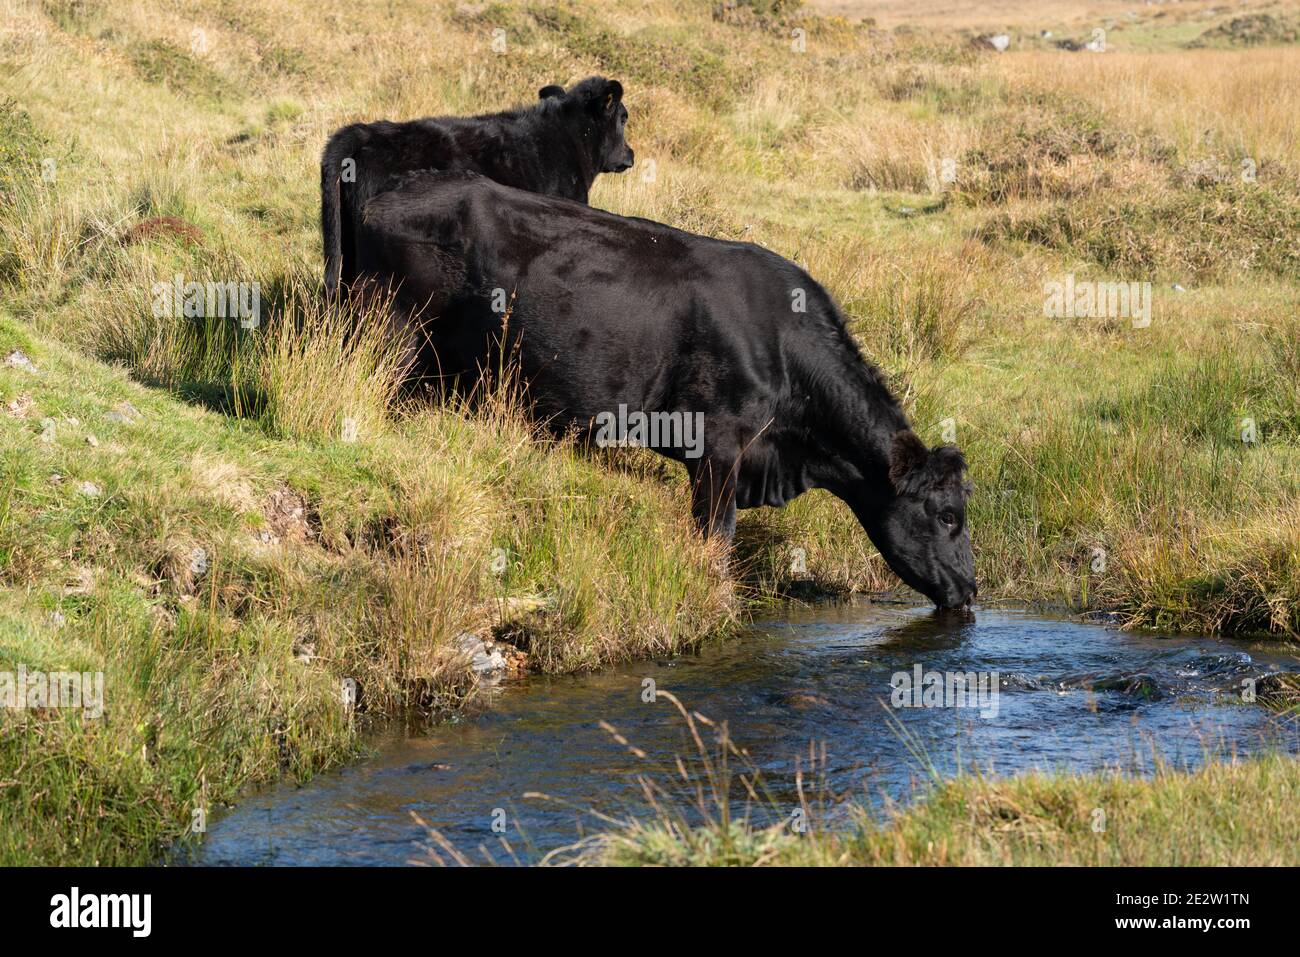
[
  {"x1": 356, "y1": 171, "x2": 977, "y2": 610},
  {"x1": 320, "y1": 77, "x2": 633, "y2": 300}
]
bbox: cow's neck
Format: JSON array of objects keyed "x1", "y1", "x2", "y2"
[
  {"x1": 547, "y1": 120, "x2": 599, "y2": 201},
  {"x1": 801, "y1": 357, "x2": 910, "y2": 514}
]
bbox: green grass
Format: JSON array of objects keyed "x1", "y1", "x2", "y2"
[
  {"x1": 544, "y1": 694, "x2": 1300, "y2": 867},
  {"x1": 589, "y1": 752, "x2": 1300, "y2": 866},
  {"x1": 127, "y1": 39, "x2": 232, "y2": 102},
  {"x1": 0, "y1": 315, "x2": 734, "y2": 863}
]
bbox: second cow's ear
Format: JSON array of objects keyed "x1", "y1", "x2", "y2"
[
  {"x1": 538, "y1": 84, "x2": 565, "y2": 100},
  {"x1": 602, "y1": 79, "x2": 624, "y2": 114}
]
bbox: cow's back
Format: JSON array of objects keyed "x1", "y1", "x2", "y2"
[{"x1": 366, "y1": 173, "x2": 822, "y2": 437}]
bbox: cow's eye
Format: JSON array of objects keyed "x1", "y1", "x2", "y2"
[{"x1": 939, "y1": 510, "x2": 958, "y2": 528}]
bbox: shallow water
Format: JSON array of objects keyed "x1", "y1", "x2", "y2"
[{"x1": 195, "y1": 604, "x2": 1299, "y2": 865}]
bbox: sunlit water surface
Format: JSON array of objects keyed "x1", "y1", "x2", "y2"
[{"x1": 194, "y1": 604, "x2": 1299, "y2": 865}]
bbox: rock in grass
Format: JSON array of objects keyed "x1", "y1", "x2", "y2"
[
  {"x1": 973, "y1": 34, "x2": 1010, "y2": 52},
  {"x1": 451, "y1": 631, "x2": 508, "y2": 676},
  {"x1": 4, "y1": 350, "x2": 38, "y2": 373},
  {"x1": 105, "y1": 400, "x2": 143, "y2": 425}
]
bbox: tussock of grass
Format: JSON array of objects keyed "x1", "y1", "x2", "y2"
[
  {"x1": 594, "y1": 753, "x2": 1300, "y2": 866},
  {"x1": 979, "y1": 181, "x2": 1300, "y2": 279},
  {"x1": 1095, "y1": 343, "x2": 1298, "y2": 444},
  {"x1": 127, "y1": 39, "x2": 231, "y2": 102},
  {"x1": 957, "y1": 99, "x2": 1134, "y2": 204},
  {"x1": 0, "y1": 98, "x2": 51, "y2": 192},
  {"x1": 1190, "y1": 12, "x2": 1300, "y2": 49},
  {"x1": 846, "y1": 252, "x2": 984, "y2": 367},
  {"x1": 248, "y1": 279, "x2": 406, "y2": 441}
]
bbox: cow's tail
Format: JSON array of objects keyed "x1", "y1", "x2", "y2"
[{"x1": 321, "y1": 137, "x2": 347, "y2": 301}]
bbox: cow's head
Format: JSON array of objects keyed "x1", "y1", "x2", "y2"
[
  {"x1": 540, "y1": 77, "x2": 634, "y2": 173},
  {"x1": 864, "y1": 430, "x2": 976, "y2": 610}
]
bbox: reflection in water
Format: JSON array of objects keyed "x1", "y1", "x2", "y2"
[
  {"x1": 194, "y1": 605, "x2": 1299, "y2": 865},
  {"x1": 875, "y1": 606, "x2": 979, "y2": 650}
]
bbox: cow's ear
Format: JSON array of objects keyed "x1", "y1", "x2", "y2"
[
  {"x1": 888, "y1": 430, "x2": 930, "y2": 494},
  {"x1": 538, "y1": 84, "x2": 565, "y2": 100},
  {"x1": 602, "y1": 79, "x2": 624, "y2": 114}
]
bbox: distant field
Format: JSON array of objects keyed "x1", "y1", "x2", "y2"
[
  {"x1": 809, "y1": 0, "x2": 1128, "y2": 28},
  {"x1": 809, "y1": 0, "x2": 1280, "y2": 32}
]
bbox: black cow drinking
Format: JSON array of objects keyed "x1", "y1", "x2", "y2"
[{"x1": 356, "y1": 171, "x2": 977, "y2": 610}]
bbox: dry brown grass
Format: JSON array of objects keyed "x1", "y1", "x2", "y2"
[
  {"x1": 996, "y1": 47, "x2": 1300, "y2": 167},
  {"x1": 809, "y1": 0, "x2": 1280, "y2": 33}
]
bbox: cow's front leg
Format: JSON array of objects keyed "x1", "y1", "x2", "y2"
[{"x1": 687, "y1": 453, "x2": 738, "y2": 542}]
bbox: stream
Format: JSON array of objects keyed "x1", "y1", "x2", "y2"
[{"x1": 194, "y1": 603, "x2": 1299, "y2": 865}]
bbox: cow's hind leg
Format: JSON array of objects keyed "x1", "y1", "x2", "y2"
[{"x1": 687, "y1": 453, "x2": 738, "y2": 542}]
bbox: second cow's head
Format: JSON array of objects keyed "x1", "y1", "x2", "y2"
[{"x1": 539, "y1": 76, "x2": 634, "y2": 174}]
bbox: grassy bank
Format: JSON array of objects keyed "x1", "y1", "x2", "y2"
[
  {"x1": 0, "y1": 316, "x2": 734, "y2": 863},
  {"x1": 554, "y1": 689, "x2": 1300, "y2": 867},
  {"x1": 586, "y1": 751, "x2": 1300, "y2": 866},
  {"x1": 1, "y1": 0, "x2": 1298, "y2": 863}
]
